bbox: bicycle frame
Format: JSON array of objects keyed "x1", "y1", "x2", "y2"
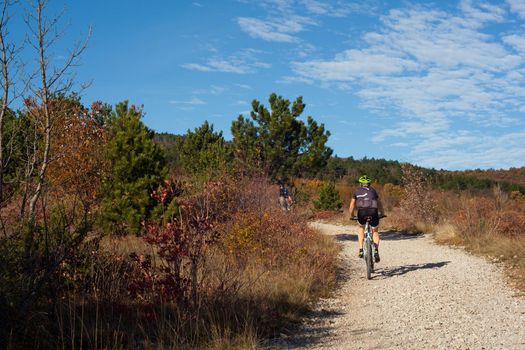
[
  {"x1": 352, "y1": 213, "x2": 385, "y2": 280},
  {"x1": 363, "y1": 218, "x2": 375, "y2": 279}
]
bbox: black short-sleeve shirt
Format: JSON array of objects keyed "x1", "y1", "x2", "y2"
[{"x1": 353, "y1": 186, "x2": 379, "y2": 209}]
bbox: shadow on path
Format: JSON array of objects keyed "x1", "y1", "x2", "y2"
[
  {"x1": 335, "y1": 230, "x2": 422, "y2": 242},
  {"x1": 374, "y1": 261, "x2": 450, "y2": 279},
  {"x1": 335, "y1": 233, "x2": 358, "y2": 242},
  {"x1": 380, "y1": 230, "x2": 423, "y2": 241},
  {"x1": 273, "y1": 309, "x2": 345, "y2": 349}
]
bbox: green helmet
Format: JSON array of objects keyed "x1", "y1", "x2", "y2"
[{"x1": 358, "y1": 175, "x2": 372, "y2": 184}]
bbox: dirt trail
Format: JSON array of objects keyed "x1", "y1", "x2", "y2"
[{"x1": 281, "y1": 222, "x2": 525, "y2": 350}]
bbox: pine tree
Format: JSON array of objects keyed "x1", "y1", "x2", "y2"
[
  {"x1": 314, "y1": 182, "x2": 343, "y2": 210},
  {"x1": 179, "y1": 121, "x2": 232, "y2": 177},
  {"x1": 231, "y1": 93, "x2": 332, "y2": 180},
  {"x1": 101, "y1": 101, "x2": 167, "y2": 234}
]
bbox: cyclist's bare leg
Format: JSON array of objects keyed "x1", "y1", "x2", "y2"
[
  {"x1": 372, "y1": 227, "x2": 380, "y2": 246},
  {"x1": 357, "y1": 225, "x2": 365, "y2": 249}
]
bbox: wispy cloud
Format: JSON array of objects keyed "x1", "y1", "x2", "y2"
[
  {"x1": 169, "y1": 97, "x2": 206, "y2": 106},
  {"x1": 415, "y1": 131, "x2": 525, "y2": 169},
  {"x1": 169, "y1": 97, "x2": 206, "y2": 111},
  {"x1": 504, "y1": 34, "x2": 525, "y2": 54},
  {"x1": 209, "y1": 85, "x2": 226, "y2": 95},
  {"x1": 301, "y1": 0, "x2": 372, "y2": 17},
  {"x1": 235, "y1": 83, "x2": 252, "y2": 89},
  {"x1": 182, "y1": 49, "x2": 271, "y2": 74},
  {"x1": 291, "y1": 1, "x2": 525, "y2": 168},
  {"x1": 237, "y1": 16, "x2": 315, "y2": 43},
  {"x1": 237, "y1": 0, "x2": 367, "y2": 44},
  {"x1": 507, "y1": 0, "x2": 525, "y2": 19}
]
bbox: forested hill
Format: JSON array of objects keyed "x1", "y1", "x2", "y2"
[
  {"x1": 322, "y1": 156, "x2": 525, "y2": 193},
  {"x1": 455, "y1": 168, "x2": 525, "y2": 187},
  {"x1": 154, "y1": 132, "x2": 525, "y2": 194}
]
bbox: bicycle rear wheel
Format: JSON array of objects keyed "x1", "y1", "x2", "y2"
[{"x1": 365, "y1": 238, "x2": 373, "y2": 280}]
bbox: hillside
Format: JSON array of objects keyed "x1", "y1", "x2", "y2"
[
  {"x1": 153, "y1": 133, "x2": 525, "y2": 194},
  {"x1": 457, "y1": 167, "x2": 525, "y2": 187},
  {"x1": 323, "y1": 156, "x2": 525, "y2": 193}
]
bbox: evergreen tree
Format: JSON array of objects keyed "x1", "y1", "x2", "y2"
[
  {"x1": 101, "y1": 101, "x2": 166, "y2": 234},
  {"x1": 154, "y1": 132, "x2": 185, "y2": 170},
  {"x1": 313, "y1": 182, "x2": 343, "y2": 210},
  {"x1": 231, "y1": 93, "x2": 332, "y2": 180},
  {"x1": 179, "y1": 121, "x2": 232, "y2": 177}
]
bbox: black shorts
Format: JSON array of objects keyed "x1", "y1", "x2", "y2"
[{"x1": 357, "y1": 208, "x2": 379, "y2": 227}]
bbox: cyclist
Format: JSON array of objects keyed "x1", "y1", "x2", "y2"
[
  {"x1": 279, "y1": 183, "x2": 293, "y2": 211},
  {"x1": 348, "y1": 175, "x2": 385, "y2": 262}
]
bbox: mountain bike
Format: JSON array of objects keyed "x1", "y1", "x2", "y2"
[{"x1": 353, "y1": 214, "x2": 386, "y2": 280}]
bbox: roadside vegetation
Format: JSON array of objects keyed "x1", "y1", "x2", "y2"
[
  {"x1": 308, "y1": 163, "x2": 525, "y2": 294},
  {"x1": 0, "y1": 3, "x2": 337, "y2": 348},
  {"x1": 1, "y1": 1, "x2": 523, "y2": 349}
]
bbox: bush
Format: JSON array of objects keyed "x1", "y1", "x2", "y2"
[
  {"x1": 117, "y1": 174, "x2": 339, "y2": 347},
  {"x1": 313, "y1": 182, "x2": 343, "y2": 210},
  {"x1": 399, "y1": 164, "x2": 437, "y2": 224}
]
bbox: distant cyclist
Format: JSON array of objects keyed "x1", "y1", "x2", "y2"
[
  {"x1": 279, "y1": 183, "x2": 293, "y2": 211},
  {"x1": 348, "y1": 175, "x2": 385, "y2": 262}
]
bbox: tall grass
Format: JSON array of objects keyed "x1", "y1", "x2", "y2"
[{"x1": 2, "y1": 175, "x2": 339, "y2": 349}]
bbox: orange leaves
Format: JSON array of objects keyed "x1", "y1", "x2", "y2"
[{"x1": 46, "y1": 105, "x2": 109, "y2": 203}]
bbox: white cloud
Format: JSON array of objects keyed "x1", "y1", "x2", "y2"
[
  {"x1": 256, "y1": 0, "x2": 295, "y2": 13},
  {"x1": 237, "y1": 16, "x2": 315, "y2": 43},
  {"x1": 291, "y1": 2, "x2": 525, "y2": 169},
  {"x1": 302, "y1": 0, "x2": 332, "y2": 15},
  {"x1": 414, "y1": 131, "x2": 525, "y2": 169},
  {"x1": 277, "y1": 75, "x2": 314, "y2": 85},
  {"x1": 390, "y1": 142, "x2": 409, "y2": 147},
  {"x1": 235, "y1": 83, "x2": 252, "y2": 89},
  {"x1": 503, "y1": 34, "x2": 525, "y2": 54},
  {"x1": 301, "y1": 0, "x2": 376, "y2": 17},
  {"x1": 507, "y1": 0, "x2": 525, "y2": 19},
  {"x1": 209, "y1": 85, "x2": 226, "y2": 95},
  {"x1": 182, "y1": 49, "x2": 271, "y2": 74},
  {"x1": 459, "y1": 0, "x2": 506, "y2": 25},
  {"x1": 182, "y1": 63, "x2": 213, "y2": 72},
  {"x1": 169, "y1": 97, "x2": 206, "y2": 105}
]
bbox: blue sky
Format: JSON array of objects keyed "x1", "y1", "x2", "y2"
[{"x1": 11, "y1": 0, "x2": 525, "y2": 170}]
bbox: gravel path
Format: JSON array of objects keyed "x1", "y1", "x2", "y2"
[{"x1": 281, "y1": 222, "x2": 525, "y2": 350}]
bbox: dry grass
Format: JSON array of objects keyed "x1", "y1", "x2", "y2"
[
  {"x1": 431, "y1": 222, "x2": 525, "y2": 293},
  {"x1": 18, "y1": 177, "x2": 339, "y2": 349},
  {"x1": 326, "y1": 173, "x2": 525, "y2": 295}
]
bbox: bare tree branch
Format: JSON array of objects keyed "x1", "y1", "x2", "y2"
[
  {"x1": 0, "y1": 0, "x2": 19, "y2": 206},
  {"x1": 23, "y1": 0, "x2": 90, "y2": 247}
]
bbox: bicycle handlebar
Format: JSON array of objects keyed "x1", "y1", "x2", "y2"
[{"x1": 351, "y1": 214, "x2": 387, "y2": 220}]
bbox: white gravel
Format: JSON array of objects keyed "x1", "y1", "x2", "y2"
[{"x1": 280, "y1": 222, "x2": 525, "y2": 350}]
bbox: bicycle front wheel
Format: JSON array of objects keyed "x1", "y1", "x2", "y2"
[{"x1": 365, "y1": 238, "x2": 373, "y2": 280}]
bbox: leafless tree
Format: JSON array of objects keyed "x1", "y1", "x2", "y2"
[
  {"x1": 0, "y1": 0, "x2": 19, "y2": 204},
  {"x1": 0, "y1": 0, "x2": 25, "y2": 237},
  {"x1": 23, "y1": 0, "x2": 90, "y2": 230}
]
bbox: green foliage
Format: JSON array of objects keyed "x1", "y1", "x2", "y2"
[
  {"x1": 231, "y1": 93, "x2": 332, "y2": 180},
  {"x1": 154, "y1": 132, "x2": 185, "y2": 169},
  {"x1": 318, "y1": 156, "x2": 525, "y2": 194},
  {"x1": 313, "y1": 182, "x2": 343, "y2": 211},
  {"x1": 0, "y1": 205, "x2": 92, "y2": 337},
  {"x1": 100, "y1": 101, "x2": 167, "y2": 234},
  {"x1": 1, "y1": 108, "x2": 29, "y2": 185},
  {"x1": 179, "y1": 121, "x2": 232, "y2": 177}
]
